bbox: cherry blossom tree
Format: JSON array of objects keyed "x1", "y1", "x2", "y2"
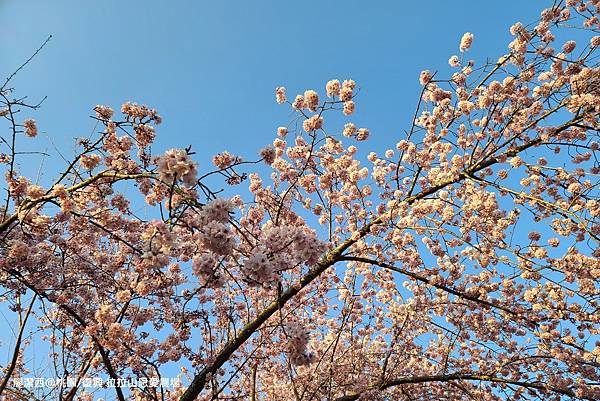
[{"x1": 1, "y1": 2, "x2": 599, "y2": 400}]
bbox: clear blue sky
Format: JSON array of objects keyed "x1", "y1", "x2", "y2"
[{"x1": 1, "y1": 0, "x2": 544, "y2": 181}]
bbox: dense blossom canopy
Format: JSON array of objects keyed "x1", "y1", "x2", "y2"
[{"x1": 1, "y1": 2, "x2": 599, "y2": 401}]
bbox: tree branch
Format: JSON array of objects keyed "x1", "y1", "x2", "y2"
[{"x1": 333, "y1": 372, "x2": 592, "y2": 401}]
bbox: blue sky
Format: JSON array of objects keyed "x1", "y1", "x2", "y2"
[{"x1": 0, "y1": 0, "x2": 544, "y2": 181}]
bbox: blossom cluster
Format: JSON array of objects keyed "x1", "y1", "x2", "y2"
[
  {"x1": 198, "y1": 198, "x2": 232, "y2": 224},
  {"x1": 120, "y1": 102, "x2": 162, "y2": 123},
  {"x1": 459, "y1": 32, "x2": 474, "y2": 52},
  {"x1": 94, "y1": 105, "x2": 114, "y2": 120},
  {"x1": 192, "y1": 253, "x2": 224, "y2": 287},
  {"x1": 141, "y1": 221, "x2": 175, "y2": 268},
  {"x1": 155, "y1": 148, "x2": 198, "y2": 186},
  {"x1": 242, "y1": 251, "x2": 277, "y2": 287},
  {"x1": 241, "y1": 225, "x2": 327, "y2": 287},
  {"x1": 284, "y1": 321, "x2": 315, "y2": 366},
  {"x1": 23, "y1": 119, "x2": 37, "y2": 137},
  {"x1": 212, "y1": 151, "x2": 238, "y2": 169}
]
